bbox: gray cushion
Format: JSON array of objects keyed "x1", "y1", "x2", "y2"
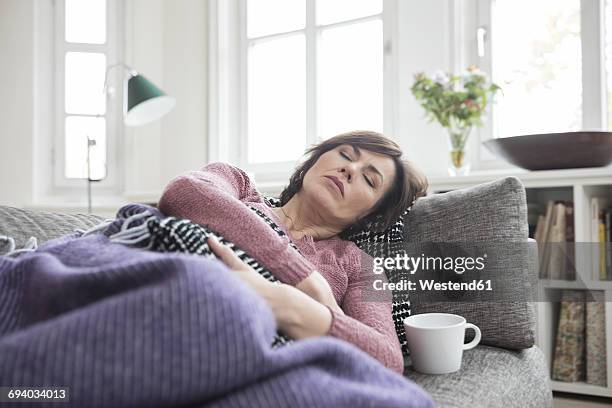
[
  {"x1": 404, "y1": 177, "x2": 537, "y2": 350},
  {"x1": 404, "y1": 345, "x2": 552, "y2": 408},
  {"x1": 0, "y1": 206, "x2": 105, "y2": 253}
]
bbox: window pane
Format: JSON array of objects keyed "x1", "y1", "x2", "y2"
[
  {"x1": 65, "y1": 116, "x2": 106, "y2": 180},
  {"x1": 492, "y1": 0, "x2": 582, "y2": 137},
  {"x1": 65, "y1": 52, "x2": 106, "y2": 115},
  {"x1": 316, "y1": 0, "x2": 382, "y2": 25},
  {"x1": 248, "y1": 35, "x2": 306, "y2": 163},
  {"x1": 318, "y1": 20, "x2": 383, "y2": 138},
  {"x1": 65, "y1": 0, "x2": 106, "y2": 44},
  {"x1": 247, "y1": 0, "x2": 305, "y2": 38}
]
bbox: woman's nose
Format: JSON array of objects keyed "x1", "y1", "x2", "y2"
[{"x1": 340, "y1": 166, "x2": 354, "y2": 181}]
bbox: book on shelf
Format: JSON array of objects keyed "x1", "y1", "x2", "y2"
[
  {"x1": 537, "y1": 201, "x2": 555, "y2": 278},
  {"x1": 565, "y1": 203, "x2": 575, "y2": 280},
  {"x1": 552, "y1": 290, "x2": 586, "y2": 382},
  {"x1": 590, "y1": 197, "x2": 612, "y2": 281},
  {"x1": 535, "y1": 200, "x2": 574, "y2": 280},
  {"x1": 599, "y1": 218, "x2": 606, "y2": 280},
  {"x1": 595, "y1": 208, "x2": 612, "y2": 281},
  {"x1": 606, "y1": 209, "x2": 612, "y2": 281},
  {"x1": 548, "y1": 202, "x2": 567, "y2": 280},
  {"x1": 586, "y1": 291, "x2": 607, "y2": 387}
]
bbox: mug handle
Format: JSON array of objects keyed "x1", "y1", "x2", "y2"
[{"x1": 463, "y1": 323, "x2": 481, "y2": 350}]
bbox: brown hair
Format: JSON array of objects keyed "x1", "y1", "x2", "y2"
[{"x1": 279, "y1": 130, "x2": 429, "y2": 238}]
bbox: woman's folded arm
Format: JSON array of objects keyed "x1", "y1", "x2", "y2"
[{"x1": 326, "y1": 251, "x2": 404, "y2": 374}]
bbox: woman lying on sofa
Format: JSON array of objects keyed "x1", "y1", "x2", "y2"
[{"x1": 158, "y1": 130, "x2": 428, "y2": 374}]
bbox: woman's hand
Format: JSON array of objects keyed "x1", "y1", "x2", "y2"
[
  {"x1": 208, "y1": 236, "x2": 344, "y2": 316},
  {"x1": 296, "y1": 272, "x2": 345, "y2": 316},
  {"x1": 208, "y1": 236, "x2": 333, "y2": 338}
]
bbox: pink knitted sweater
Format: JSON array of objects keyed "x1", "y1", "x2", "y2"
[{"x1": 158, "y1": 162, "x2": 404, "y2": 374}]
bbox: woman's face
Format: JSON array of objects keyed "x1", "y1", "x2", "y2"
[{"x1": 302, "y1": 144, "x2": 397, "y2": 226}]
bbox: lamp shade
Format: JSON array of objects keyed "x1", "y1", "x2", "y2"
[{"x1": 124, "y1": 74, "x2": 176, "y2": 127}]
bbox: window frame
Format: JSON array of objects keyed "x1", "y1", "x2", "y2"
[
  {"x1": 473, "y1": 0, "x2": 607, "y2": 169},
  {"x1": 209, "y1": 0, "x2": 398, "y2": 185},
  {"x1": 51, "y1": 0, "x2": 124, "y2": 194}
]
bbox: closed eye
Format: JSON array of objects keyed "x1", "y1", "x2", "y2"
[
  {"x1": 340, "y1": 151, "x2": 351, "y2": 160},
  {"x1": 364, "y1": 175, "x2": 374, "y2": 188}
]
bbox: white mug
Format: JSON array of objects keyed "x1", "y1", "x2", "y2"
[{"x1": 403, "y1": 313, "x2": 481, "y2": 375}]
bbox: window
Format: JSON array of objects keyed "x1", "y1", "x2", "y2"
[
  {"x1": 491, "y1": 0, "x2": 582, "y2": 137},
  {"x1": 245, "y1": 0, "x2": 385, "y2": 166},
  {"x1": 53, "y1": 0, "x2": 122, "y2": 189},
  {"x1": 477, "y1": 0, "x2": 606, "y2": 141},
  {"x1": 210, "y1": 0, "x2": 393, "y2": 181}
]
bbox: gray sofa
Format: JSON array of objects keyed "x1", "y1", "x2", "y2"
[
  {"x1": 0, "y1": 176, "x2": 552, "y2": 407},
  {"x1": 402, "y1": 176, "x2": 552, "y2": 407}
]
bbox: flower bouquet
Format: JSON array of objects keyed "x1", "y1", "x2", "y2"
[{"x1": 411, "y1": 65, "x2": 501, "y2": 176}]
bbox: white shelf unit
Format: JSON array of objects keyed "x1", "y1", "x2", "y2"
[{"x1": 428, "y1": 166, "x2": 612, "y2": 399}]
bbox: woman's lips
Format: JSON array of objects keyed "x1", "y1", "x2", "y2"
[{"x1": 324, "y1": 176, "x2": 344, "y2": 197}]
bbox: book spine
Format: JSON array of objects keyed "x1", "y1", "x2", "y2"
[
  {"x1": 592, "y1": 199, "x2": 600, "y2": 281},
  {"x1": 566, "y1": 202, "x2": 575, "y2": 242},
  {"x1": 552, "y1": 290, "x2": 586, "y2": 382},
  {"x1": 539, "y1": 201, "x2": 555, "y2": 279},
  {"x1": 600, "y1": 217, "x2": 607, "y2": 280},
  {"x1": 586, "y1": 292, "x2": 607, "y2": 386},
  {"x1": 565, "y1": 202, "x2": 575, "y2": 280},
  {"x1": 549, "y1": 203, "x2": 567, "y2": 280},
  {"x1": 606, "y1": 210, "x2": 612, "y2": 281}
]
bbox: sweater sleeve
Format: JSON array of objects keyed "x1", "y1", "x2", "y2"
[
  {"x1": 326, "y1": 248, "x2": 404, "y2": 374},
  {"x1": 158, "y1": 162, "x2": 316, "y2": 285}
]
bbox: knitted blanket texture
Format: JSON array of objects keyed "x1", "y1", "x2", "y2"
[{"x1": 0, "y1": 232, "x2": 433, "y2": 407}]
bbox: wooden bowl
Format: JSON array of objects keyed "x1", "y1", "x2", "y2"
[{"x1": 482, "y1": 131, "x2": 612, "y2": 170}]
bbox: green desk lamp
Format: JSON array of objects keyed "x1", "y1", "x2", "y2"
[
  {"x1": 123, "y1": 70, "x2": 176, "y2": 126},
  {"x1": 85, "y1": 64, "x2": 175, "y2": 213},
  {"x1": 104, "y1": 62, "x2": 176, "y2": 126}
]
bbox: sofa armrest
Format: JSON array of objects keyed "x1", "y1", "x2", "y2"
[{"x1": 403, "y1": 177, "x2": 536, "y2": 350}]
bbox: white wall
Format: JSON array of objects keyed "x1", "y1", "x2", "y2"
[
  {"x1": 123, "y1": 0, "x2": 209, "y2": 202},
  {"x1": 395, "y1": 0, "x2": 451, "y2": 176},
  {"x1": 0, "y1": 0, "x2": 35, "y2": 206},
  {"x1": 162, "y1": 0, "x2": 208, "y2": 185}
]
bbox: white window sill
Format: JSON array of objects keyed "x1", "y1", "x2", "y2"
[{"x1": 26, "y1": 191, "x2": 160, "y2": 218}]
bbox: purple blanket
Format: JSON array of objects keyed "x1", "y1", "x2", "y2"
[{"x1": 0, "y1": 233, "x2": 433, "y2": 407}]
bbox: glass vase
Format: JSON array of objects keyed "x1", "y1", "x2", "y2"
[{"x1": 446, "y1": 124, "x2": 472, "y2": 177}]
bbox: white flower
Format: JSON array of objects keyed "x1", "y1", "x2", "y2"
[{"x1": 432, "y1": 70, "x2": 450, "y2": 85}]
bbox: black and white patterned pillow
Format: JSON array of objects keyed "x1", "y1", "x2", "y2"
[{"x1": 264, "y1": 196, "x2": 412, "y2": 356}]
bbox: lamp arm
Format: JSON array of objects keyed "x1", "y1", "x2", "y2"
[{"x1": 103, "y1": 62, "x2": 138, "y2": 94}]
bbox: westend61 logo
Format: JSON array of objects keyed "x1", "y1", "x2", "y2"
[
  {"x1": 372, "y1": 253, "x2": 487, "y2": 275},
  {"x1": 371, "y1": 253, "x2": 491, "y2": 292}
]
